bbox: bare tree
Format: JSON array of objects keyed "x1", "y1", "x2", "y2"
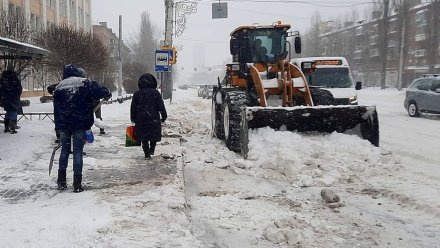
[
  {"x1": 425, "y1": 0, "x2": 440, "y2": 73},
  {"x1": 0, "y1": 10, "x2": 34, "y2": 76},
  {"x1": 34, "y1": 24, "x2": 109, "y2": 81},
  {"x1": 303, "y1": 11, "x2": 322, "y2": 57},
  {"x1": 378, "y1": 0, "x2": 391, "y2": 89},
  {"x1": 130, "y1": 12, "x2": 160, "y2": 73},
  {"x1": 392, "y1": 0, "x2": 411, "y2": 89}
]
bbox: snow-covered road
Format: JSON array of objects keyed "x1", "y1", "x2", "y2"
[{"x1": 0, "y1": 87, "x2": 439, "y2": 247}]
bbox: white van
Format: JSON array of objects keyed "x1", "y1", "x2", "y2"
[{"x1": 291, "y1": 57, "x2": 360, "y2": 105}]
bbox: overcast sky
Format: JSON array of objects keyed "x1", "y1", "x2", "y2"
[{"x1": 92, "y1": 0, "x2": 372, "y2": 82}]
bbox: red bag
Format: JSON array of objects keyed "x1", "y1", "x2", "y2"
[{"x1": 125, "y1": 126, "x2": 141, "y2": 147}]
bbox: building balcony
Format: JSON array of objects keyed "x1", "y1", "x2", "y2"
[
  {"x1": 414, "y1": 49, "x2": 426, "y2": 58},
  {"x1": 415, "y1": 34, "x2": 426, "y2": 42}
]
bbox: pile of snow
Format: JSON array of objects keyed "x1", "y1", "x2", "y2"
[{"x1": 236, "y1": 127, "x2": 398, "y2": 187}]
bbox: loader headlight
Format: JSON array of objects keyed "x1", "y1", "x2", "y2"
[{"x1": 349, "y1": 95, "x2": 358, "y2": 105}]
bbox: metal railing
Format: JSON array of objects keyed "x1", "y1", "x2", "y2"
[{"x1": 0, "y1": 95, "x2": 133, "y2": 123}]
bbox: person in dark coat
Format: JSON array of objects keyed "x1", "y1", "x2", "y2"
[
  {"x1": 0, "y1": 67, "x2": 23, "y2": 134},
  {"x1": 130, "y1": 73, "x2": 167, "y2": 159},
  {"x1": 48, "y1": 68, "x2": 87, "y2": 142},
  {"x1": 53, "y1": 64, "x2": 111, "y2": 192}
]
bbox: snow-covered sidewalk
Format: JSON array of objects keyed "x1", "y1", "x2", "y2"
[{"x1": 0, "y1": 97, "x2": 204, "y2": 247}]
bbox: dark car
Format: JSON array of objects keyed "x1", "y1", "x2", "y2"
[
  {"x1": 404, "y1": 75, "x2": 440, "y2": 117},
  {"x1": 201, "y1": 84, "x2": 214, "y2": 99}
]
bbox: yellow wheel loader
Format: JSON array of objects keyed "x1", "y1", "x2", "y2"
[{"x1": 211, "y1": 22, "x2": 379, "y2": 158}]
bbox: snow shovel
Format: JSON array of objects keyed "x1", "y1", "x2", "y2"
[{"x1": 49, "y1": 143, "x2": 62, "y2": 176}]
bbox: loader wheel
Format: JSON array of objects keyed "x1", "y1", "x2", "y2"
[
  {"x1": 222, "y1": 91, "x2": 248, "y2": 152},
  {"x1": 212, "y1": 91, "x2": 224, "y2": 139},
  {"x1": 310, "y1": 88, "x2": 335, "y2": 106}
]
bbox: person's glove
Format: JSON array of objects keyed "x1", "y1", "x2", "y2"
[{"x1": 104, "y1": 93, "x2": 112, "y2": 101}]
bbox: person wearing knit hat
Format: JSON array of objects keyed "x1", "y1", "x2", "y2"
[{"x1": 130, "y1": 73, "x2": 167, "y2": 159}]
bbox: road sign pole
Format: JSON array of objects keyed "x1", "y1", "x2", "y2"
[{"x1": 163, "y1": 0, "x2": 174, "y2": 100}]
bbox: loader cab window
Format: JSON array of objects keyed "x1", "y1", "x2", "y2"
[
  {"x1": 308, "y1": 68, "x2": 353, "y2": 88},
  {"x1": 251, "y1": 29, "x2": 286, "y2": 63}
]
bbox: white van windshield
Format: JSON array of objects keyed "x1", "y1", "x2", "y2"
[{"x1": 308, "y1": 68, "x2": 353, "y2": 88}]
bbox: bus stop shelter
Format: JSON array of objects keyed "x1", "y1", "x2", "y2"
[
  {"x1": 0, "y1": 37, "x2": 49, "y2": 60},
  {"x1": 1, "y1": 37, "x2": 50, "y2": 122}
]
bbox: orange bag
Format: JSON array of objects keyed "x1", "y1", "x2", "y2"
[{"x1": 125, "y1": 126, "x2": 141, "y2": 147}]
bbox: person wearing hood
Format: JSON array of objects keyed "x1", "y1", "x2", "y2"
[
  {"x1": 47, "y1": 67, "x2": 86, "y2": 143},
  {"x1": 53, "y1": 64, "x2": 111, "y2": 192},
  {"x1": 0, "y1": 66, "x2": 23, "y2": 134},
  {"x1": 130, "y1": 73, "x2": 167, "y2": 159}
]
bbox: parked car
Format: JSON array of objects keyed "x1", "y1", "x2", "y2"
[
  {"x1": 201, "y1": 84, "x2": 214, "y2": 99},
  {"x1": 197, "y1": 85, "x2": 204, "y2": 97},
  {"x1": 178, "y1": 84, "x2": 189, "y2": 90},
  {"x1": 404, "y1": 74, "x2": 440, "y2": 117}
]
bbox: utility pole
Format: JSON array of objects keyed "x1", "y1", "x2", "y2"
[
  {"x1": 117, "y1": 15, "x2": 123, "y2": 96},
  {"x1": 163, "y1": 0, "x2": 174, "y2": 101}
]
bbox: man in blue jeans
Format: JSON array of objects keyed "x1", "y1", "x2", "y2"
[{"x1": 53, "y1": 64, "x2": 111, "y2": 192}]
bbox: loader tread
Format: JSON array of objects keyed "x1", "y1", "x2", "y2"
[{"x1": 222, "y1": 91, "x2": 248, "y2": 152}]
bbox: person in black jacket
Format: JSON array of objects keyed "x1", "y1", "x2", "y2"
[
  {"x1": 130, "y1": 73, "x2": 167, "y2": 159},
  {"x1": 53, "y1": 64, "x2": 111, "y2": 192},
  {"x1": 0, "y1": 67, "x2": 23, "y2": 134}
]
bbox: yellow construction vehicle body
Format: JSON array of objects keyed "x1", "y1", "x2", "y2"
[{"x1": 212, "y1": 23, "x2": 379, "y2": 157}]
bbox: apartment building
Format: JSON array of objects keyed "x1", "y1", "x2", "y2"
[
  {"x1": 308, "y1": 2, "x2": 440, "y2": 88},
  {"x1": 93, "y1": 22, "x2": 131, "y2": 62},
  {"x1": 0, "y1": 0, "x2": 92, "y2": 32}
]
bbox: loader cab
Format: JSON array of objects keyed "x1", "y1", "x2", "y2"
[{"x1": 230, "y1": 25, "x2": 290, "y2": 64}]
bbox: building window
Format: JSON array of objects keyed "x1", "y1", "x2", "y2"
[
  {"x1": 47, "y1": 0, "x2": 56, "y2": 9},
  {"x1": 355, "y1": 27, "x2": 364, "y2": 36},
  {"x1": 70, "y1": 0, "x2": 76, "y2": 22},
  {"x1": 369, "y1": 35, "x2": 378, "y2": 46},
  {"x1": 8, "y1": 3, "x2": 15, "y2": 15},
  {"x1": 388, "y1": 40, "x2": 398, "y2": 48},
  {"x1": 415, "y1": 10, "x2": 428, "y2": 26},
  {"x1": 414, "y1": 49, "x2": 426, "y2": 58},
  {"x1": 370, "y1": 48, "x2": 379, "y2": 57}
]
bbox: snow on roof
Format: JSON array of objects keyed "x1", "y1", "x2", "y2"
[
  {"x1": 410, "y1": 2, "x2": 430, "y2": 11},
  {"x1": 0, "y1": 37, "x2": 49, "y2": 58}
]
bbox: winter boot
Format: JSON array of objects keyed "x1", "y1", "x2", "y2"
[
  {"x1": 99, "y1": 128, "x2": 105, "y2": 135},
  {"x1": 9, "y1": 120, "x2": 17, "y2": 134},
  {"x1": 142, "y1": 143, "x2": 151, "y2": 160},
  {"x1": 150, "y1": 142, "x2": 156, "y2": 156},
  {"x1": 4, "y1": 119, "x2": 11, "y2": 133},
  {"x1": 73, "y1": 174, "x2": 84, "y2": 193},
  {"x1": 57, "y1": 170, "x2": 67, "y2": 190}
]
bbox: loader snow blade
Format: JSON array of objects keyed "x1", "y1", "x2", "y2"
[{"x1": 240, "y1": 105, "x2": 379, "y2": 158}]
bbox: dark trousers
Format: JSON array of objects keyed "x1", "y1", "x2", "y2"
[{"x1": 141, "y1": 140, "x2": 156, "y2": 156}]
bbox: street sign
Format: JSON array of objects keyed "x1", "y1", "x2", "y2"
[
  {"x1": 212, "y1": 2, "x2": 228, "y2": 19},
  {"x1": 155, "y1": 50, "x2": 170, "y2": 72}
]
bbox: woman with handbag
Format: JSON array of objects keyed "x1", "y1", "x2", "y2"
[{"x1": 130, "y1": 73, "x2": 167, "y2": 159}]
